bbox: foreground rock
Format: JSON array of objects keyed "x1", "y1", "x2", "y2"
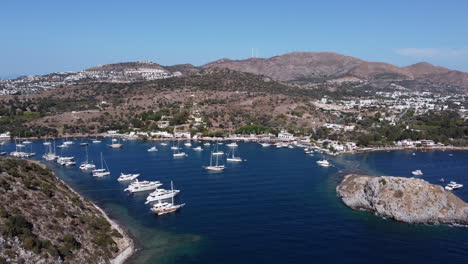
[
  {"x1": 336, "y1": 174, "x2": 468, "y2": 225},
  {"x1": 0, "y1": 157, "x2": 132, "y2": 263}
]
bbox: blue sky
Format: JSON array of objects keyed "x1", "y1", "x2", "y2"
[{"x1": 1, "y1": 0, "x2": 468, "y2": 77}]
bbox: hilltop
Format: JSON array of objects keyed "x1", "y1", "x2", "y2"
[{"x1": 0, "y1": 157, "x2": 132, "y2": 263}]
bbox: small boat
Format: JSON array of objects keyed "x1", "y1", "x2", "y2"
[
  {"x1": 147, "y1": 146, "x2": 158, "y2": 152},
  {"x1": 438, "y1": 178, "x2": 445, "y2": 183},
  {"x1": 193, "y1": 146, "x2": 203, "y2": 151},
  {"x1": 288, "y1": 145, "x2": 294, "y2": 149},
  {"x1": 124, "y1": 179, "x2": 162, "y2": 193},
  {"x1": 204, "y1": 151, "x2": 225, "y2": 171},
  {"x1": 226, "y1": 142, "x2": 238, "y2": 147},
  {"x1": 92, "y1": 139, "x2": 102, "y2": 143},
  {"x1": 316, "y1": 160, "x2": 331, "y2": 167},
  {"x1": 109, "y1": 143, "x2": 123, "y2": 148},
  {"x1": 58, "y1": 144, "x2": 67, "y2": 148},
  {"x1": 118, "y1": 173, "x2": 140, "y2": 182},
  {"x1": 22, "y1": 140, "x2": 32, "y2": 144},
  {"x1": 80, "y1": 142, "x2": 89, "y2": 146},
  {"x1": 145, "y1": 181, "x2": 180, "y2": 204},
  {"x1": 184, "y1": 142, "x2": 192, "y2": 147},
  {"x1": 64, "y1": 140, "x2": 74, "y2": 145},
  {"x1": 445, "y1": 181, "x2": 463, "y2": 191},
  {"x1": 160, "y1": 142, "x2": 168, "y2": 146},
  {"x1": 0, "y1": 152, "x2": 6, "y2": 156},
  {"x1": 57, "y1": 156, "x2": 74, "y2": 165},
  {"x1": 203, "y1": 142, "x2": 211, "y2": 146},
  {"x1": 112, "y1": 138, "x2": 118, "y2": 142},
  {"x1": 411, "y1": 170, "x2": 423, "y2": 176},
  {"x1": 260, "y1": 143, "x2": 271, "y2": 147},
  {"x1": 43, "y1": 141, "x2": 52, "y2": 146},
  {"x1": 412, "y1": 153, "x2": 416, "y2": 156}
]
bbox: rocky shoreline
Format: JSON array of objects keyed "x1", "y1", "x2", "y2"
[
  {"x1": 336, "y1": 174, "x2": 468, "y2": 225},
  {"x1": 35, "y1": 161, "x2": 136, "y2": 263}
]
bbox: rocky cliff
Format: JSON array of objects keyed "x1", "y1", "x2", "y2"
[
  {"x1": 336, "y1": 174, "x2": 468, "y2": 225},
  {"x1": 0, "y1": 157, "x2": 131, "y2": 263}
]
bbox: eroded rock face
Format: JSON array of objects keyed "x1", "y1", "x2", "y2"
[{"x1": 336, "y1": 174, "x2": 468, "y2": 225}]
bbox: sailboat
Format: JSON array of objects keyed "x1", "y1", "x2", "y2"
[
  {"x1": 204, "y1": 151, "x2": 225, "y2": 171},
  {"x1": 92, "y1": 152, "x2": 110, "y2": 177},
  {"x1": 80, "y1": 146, "x2": 96, "y2": 171},
  {"x1": 226, "y1": 149, "x2": 242, "y2": 162},
  {"x1": 151, "y1": 181, "x2": 185, "y2": 215},
  {"x1": 173, "y1": 141, "x2": 187, "y2": 157},
  {"x1": 170, "y1": 141, "x2": 179, "y2": 150},
  {"x1": 42, "y1": 141, "x2": 58, "y2": 161},
  {"x1": 92, "y1": 137, "x2": 102, "y2": 143},
  {"x1": 212, "y1": 141, "x2": 224, "y2": 155}
]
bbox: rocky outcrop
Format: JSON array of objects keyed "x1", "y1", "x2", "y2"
[{"x1": 336, "y1": 174, "x2": 468, "y2": 225}]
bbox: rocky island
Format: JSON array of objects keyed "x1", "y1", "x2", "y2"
[
  {"x1": 0, "y1": 157, "x2": 133, "y2": 263},
  {"x1": 336, "y1": 174, "x2": 468, "y2": 225}
]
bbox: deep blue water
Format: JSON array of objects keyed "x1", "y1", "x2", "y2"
[{"x1": 2, "y1": 139, "x2": 468, "y2": 264}]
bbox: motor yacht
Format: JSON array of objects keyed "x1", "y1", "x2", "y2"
[
  {"x1": 411, "y1": 170, "x2": 423, "y2": 176},
  {"x1": 117, "y1": 173, "x2": 140, "y2": 182},
  {"x1": 147, "y1": 146, "x2": 158, "y2": 152},
  {"x1": 124, "y1": 180, "x2": 162, "y2": 193},
  {"x1": 316, "y1": 160, "x2": 331, "y2": 167}
]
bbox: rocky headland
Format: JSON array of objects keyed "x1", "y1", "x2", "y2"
[{"x1": 336, "y1": 174, "x2": 468, "y2": 225}]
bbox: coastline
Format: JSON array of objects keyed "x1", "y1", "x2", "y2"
[{"x1": 34, "y1": 160, "x2": 135, "y2": 264}]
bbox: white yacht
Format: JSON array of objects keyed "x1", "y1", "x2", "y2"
[
  {"x1": 118, "y1": 173, "x2": 140, "y2": 182},
  {"x1": 58, "y1": 144, "x2": 67, "y2": 148},
  {"x1": 92, "y1": 139, "x2": 102, "y2": 143},
  {"x1": 316, "y1": 160, "x2": 331, "y2": 167},
  {"x1": 43, "y1": 141, "x2": 52, "y2": 146},
  {"x1": 212, "y1": 142, "x2": 224, "y2": 155},
  {"x1": 124, "y1": 180, "x2": 162, "y2": 193},
  {"x1": 204, "y1": 151, "x2": 225, "y2": 171},
  {"x1": 226, "y1": 142, "x2": 238, "y2": 147},
  {"x1": 411, "y1": 170, "x2": 423, "y2": 176},
  {"x1": 184, "y1": 142, "x2": 192, "y2": 147},
  {"x1": 260, "y1": 143, "x2": 271, "y2": 147},
  {"x1": 226, "y1": 149, "x2": 242, "y2": 162},
  {"x1": 445, "y1": 181, "x2": 463, "y2": 191},
  {"x1": 92, "y1": 153, "x2": 110, "y2": 177},
  {"x1": 160, "y1": 142, "x2": 168, "y2": 146},
  {"x1": 147, "y1": 146, "x2": 158, "y2": 152},
  {"x1": 22, "y1": 140, "x2": 32, "y2": 144},
  {"x1": 193, "y1": 146, "x2": 203, "y2": 151},
  {"x1": 203, "y1": 142, "x2": 211, "y2": 146},
  {"x1": 145, "y1": 181, "x2": 180, "y2": 204},
  {"x1": 64, "y1": 140, "x2": 74, "y2": 145}
]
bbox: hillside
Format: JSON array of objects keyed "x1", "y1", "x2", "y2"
[
  {"x1": 0, "y1": 157, "x2": 131, "y2": 263},
  {"x1": 203, "y1": 52, "x2": 468, "y2": 89}
]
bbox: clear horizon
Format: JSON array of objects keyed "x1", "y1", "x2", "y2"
[{"x1": 2, "y1": 0, "x2": 468, "y2": 77}]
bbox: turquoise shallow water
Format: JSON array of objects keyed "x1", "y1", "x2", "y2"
[{"x1": 3, "y1": 140, "x2": 468, "y2": 264}]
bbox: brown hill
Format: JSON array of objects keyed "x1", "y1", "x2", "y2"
[{"x1": 203, "y1": 52, "x2": 468, "y2": 89}]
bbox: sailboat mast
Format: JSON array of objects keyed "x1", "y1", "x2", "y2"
[{"x1": 171, "y1": 181, "x2": 174, "y2": 204}]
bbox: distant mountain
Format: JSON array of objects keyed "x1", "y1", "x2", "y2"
[{"x1": 203, "y1": 52, "x2": 468, "y2": 89}]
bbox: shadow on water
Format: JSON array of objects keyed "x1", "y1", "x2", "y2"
[{"x1": 102, "y1": 203, "x2": 204, "y2": 264}]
